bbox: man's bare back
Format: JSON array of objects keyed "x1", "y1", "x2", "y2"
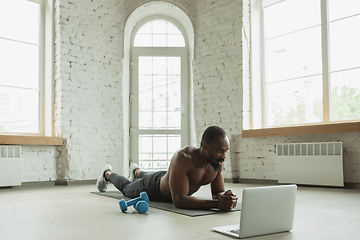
[{"x1": 158, "y1": 133, "x2": 238, "y2": 211}]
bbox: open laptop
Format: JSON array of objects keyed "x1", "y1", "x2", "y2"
[{"x1": 213, "y1": 185, "x2": 297, "y2": 238}]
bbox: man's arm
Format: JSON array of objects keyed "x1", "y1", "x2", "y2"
[
  {"x1": 211, "y1": 168, "x2": 238, "y2": 211},
  {"x1": 168, "y1": 153, "x2": 219, "y2": 210},
  {"x1": 211, "y1": 169, "x2": 226, "y2": 199}
]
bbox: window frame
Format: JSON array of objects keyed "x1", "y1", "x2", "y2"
[
  {"x1": 129, "y1": 16, "x2": 190, "y2": 170},
  {"x1": 0, "y1": 0, "x2": 61, "y2": 145},
  {"x1": 245, "y1": 0, "x2": 360, "y2": 137},
  {"x1": 130, "y1": 16, "x2": 188, "y2": 48}
]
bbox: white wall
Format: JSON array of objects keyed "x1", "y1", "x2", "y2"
[
  {"x1": 18, "y1": 0, "x2": 360, "y2": 185},
  {"x1": 20, "y1": 0, "x2": 196, "y2": 183},
  {"x1": 193, "y1": 0, "x2": 245, "y2": 179},
  {"x1": 21, "y1": 0, "x2": 127, "y2": 183},
  {"x1": 234, "y1": 132, "x2": 360, "y2": 183},
  {"x1": 21, "y1": 146, "x2": 58, "y2": 182},
  {"x1": 53, "y1": 0, "x2": 126, "y2": 181}
]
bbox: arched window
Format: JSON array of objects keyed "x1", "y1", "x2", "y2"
[
  {"x1": 134, "y1": 19, "x2": 185, "y2": 47},
  {"x1": 130, "y1": 18, "x2": 189, "y2": 172}
]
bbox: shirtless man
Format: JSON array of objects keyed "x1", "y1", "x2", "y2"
[{"x1": 97, "y1": 126, "x2": 238, "y2": 211}]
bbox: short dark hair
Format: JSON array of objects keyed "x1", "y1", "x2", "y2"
[{"x1": 200, "y1": 126, "x2": 226, "y2": 146}]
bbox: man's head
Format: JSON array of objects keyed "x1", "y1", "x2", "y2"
[{"x1": 200, "y1": 126, "x2": 229, "y2": 171}]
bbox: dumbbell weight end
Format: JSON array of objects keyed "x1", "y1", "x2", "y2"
[
  {"x1": 119, "y1": 199, "x2": 127, "y2": 212},
  {"x1": 135, "y1": 200, "x2": 149, "y2": 214}
]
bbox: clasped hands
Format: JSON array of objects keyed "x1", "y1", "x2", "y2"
[{"x1": 217, "y1": 190, "x2": 238, "y2": 211}]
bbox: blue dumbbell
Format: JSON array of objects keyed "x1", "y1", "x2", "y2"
[
  {"x1": 134, "y1": 200, "x2": 149, "y2": 214},
  {"x1": 119, "y1": 191, "x2": 149, "y2": 213}
]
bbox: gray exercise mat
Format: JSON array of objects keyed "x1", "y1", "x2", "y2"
[{"x1": 91, "y1": 191, "x2": 241, "y2": 217}]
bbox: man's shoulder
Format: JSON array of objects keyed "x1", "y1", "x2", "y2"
[
  {"x1": 180, "y1": 145, "x2": 198, "y2": 152},
  {"x1": 177, "y1": 146, "x2": 198, "y2": 159},
  {"x1": 171, "y1": 146, "x2": 199, "y2": 167}
]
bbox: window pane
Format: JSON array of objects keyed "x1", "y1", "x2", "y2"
[
  {"x1": 134, "y1": 19, "x2": 185, "y2": 47},
  {"x1": 139, "y1": 111, "x2": 152, "y2": 128},
  {"x1": 134, "y1": 34, "x2": 152, "y2": 47},
  {"x1": 168, "y1": 135, "x2": 181, "y2": 154},
  {"x1": 153, "y1": 75, "x2": 167, "y2": 112},
  {"x1": 0, "y1": 0, "x2": 40, "y2": 44},
  {"x1": 138, "y1": 89, "x2": 152, "y2": 111},
  {"x1": 153, "y1": 34, "x2": 167, "y2": 47},
  {"x1": 139, "y1": 134, "x2": 180, "y2": 172},
  {"x1": 168, "y1": 76, "x2": 181, "y2": 111},
  {"x1": 152, "y1": 19, "x2": 167, "y2": 34},
  {"x1": 265, "y1": 26, "x2": 322, "y2": 83},
  {"x1": 153, "y1": 159, "x2": 168, "y2": 170},
  {"x1": 0, "y1": 39, "x2": 40, "y2": 89},
  {"x1": 139, "y1": 135, "x2": 152, "y2": 153},
  {"x1": 139, "y1": 160, "x2": 152, "y2": 170},
  {"x1": 0, "y1": 86, "x2": 39, "y2": 133},
  {"x1": 263, "y1": 0, "x2": 320, "y2": 39},
  {"x1": 329, "y1": 15, "x2": 360, "y2": 72},
  {"x1": 167, "y1": 35, "x2": 185, "y2": 47},
  {"x1": 138, "y1": 75, "x2": 152, "y2": 112},
  {"x1": 266, "y1": 76, "x2": 323, "y2": 126},
  {"x1": 138, "y1": 57, "x2": 181, "y2": 129},
  {"x1": 153, "y1": 135, "x2": 167, "y2": 154},
  {"x1": 260, "y1": 0, "x2": 360, "y2": 126},
  {"x1": 137, "y1": 21, "x2": 152, "y2": 34},
  {"x1": 0, "y1": 0, "x2": 42, "y2": 135},
  {"x1": 139, "y1": 153, "x2": 151, "y2": 161},
  {"x1": 168, "y1": 57, "x2": 181, "y2": 74},
  {"x1": 139, "y1": 57, "x2": 153, "y2": 74},
  {"x1": 167, "y1": 21, "x2": 181, "y2": 34},
  {"x1": 331, "y1": 69, "x2": 360, "y2": 121},
  {"x1": 153, "y1": 112, "x2": 167, "y2": 128},
  {"x1": 329, "y1": 0, "x2": 360, "y2": 22},
  {"x1": 153, "y1": 57, "x2": 167, "y2": 74},
  {"x1": 138, "y1": 75, "x2": 152, "y2": 92},
  {"x1": 168, "y1": 112, "x2": 181, "y2": 129}
]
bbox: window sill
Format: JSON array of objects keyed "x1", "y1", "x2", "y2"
[
  {"x1": 0, "y1": 135, "x2": 63, "y2": 146},
  {"x1": 242, "y1": 121, "x2": 360, "y2": 138}
]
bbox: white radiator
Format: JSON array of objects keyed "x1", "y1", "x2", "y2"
[
  {"x1": 276, "y1": 142, "x2": 344, "y2": 187},
  {"x1": 0, "y1": 146, "x2": 22, "y2": 187}
]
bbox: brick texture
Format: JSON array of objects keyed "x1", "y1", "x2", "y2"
[
  {"x1": 54, "y1": 0, "x2": 126, "y2": 181},
  {"x1": 18, "y1": 0, "x2": 360, "y2": 185},
  {"x1": 193, "y1": 0, "x2": 244, "y2": 179}
]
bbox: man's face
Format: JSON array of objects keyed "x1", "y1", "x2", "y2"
[{"x1": 205, "y1": 135, "x2": 230, "y2": 172}]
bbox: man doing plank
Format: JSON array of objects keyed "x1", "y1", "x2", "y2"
[{"x1": 97, "y1": 126, "x2": 238, "y2": 211}]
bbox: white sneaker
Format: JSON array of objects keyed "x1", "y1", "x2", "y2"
[
  {"x1": 96, "y1": 164, "x2": 112, "y2": 192},
  {"x1": 129, "y1": 163, "x2": 140, "y2": 182}
]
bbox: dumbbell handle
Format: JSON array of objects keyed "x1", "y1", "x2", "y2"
[{"x1": 127, "y1": 192, "x2": 149, "y2": 206}]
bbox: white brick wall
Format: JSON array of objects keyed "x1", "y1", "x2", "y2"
[
  {"x1": 124, "y1": 0, "x2": 196, "y2": 20},
  {"x1": 21, "y1": 146, "x2": 58, "y2": 182},
  {"x1": 54, "y1": 0, "x2": 126, "y2": 181},
  {"x1": 235, "y1": 132, "x2": 360, "y2": 183},
  {"x1": 17, "y1": 0, "x2": 360, "y2": 185},
  {"x1": 193, "y1": 0, "x2": 243, "y2": 179}
]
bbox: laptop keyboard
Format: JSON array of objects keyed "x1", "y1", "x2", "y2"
[{"x1": 229, "y1": 228, "x2": 240, "y2": 235}]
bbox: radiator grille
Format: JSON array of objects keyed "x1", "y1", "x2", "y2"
[
  {"x1": 277, "y1": 142, "x2": 342, "y2": 156},
  {"x1": 1, "y1": 146, "x2": 21, "y2": 158}
]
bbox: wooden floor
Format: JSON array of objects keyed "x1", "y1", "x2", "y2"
[{"x1": 0, "y1": 183, "x2": 359, "y2": 240}]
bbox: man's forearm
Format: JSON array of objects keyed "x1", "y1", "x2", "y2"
[
  {"x1": 173, "y1": 195, "x2": 219, "y2": 210},
  {"x1": 212, "y1": 191, "x2": 225, "y2": 200}
]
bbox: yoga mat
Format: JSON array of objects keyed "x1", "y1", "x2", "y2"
[{"x1": 91, "y1": 191, "x2": 241, "y2": 217}]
